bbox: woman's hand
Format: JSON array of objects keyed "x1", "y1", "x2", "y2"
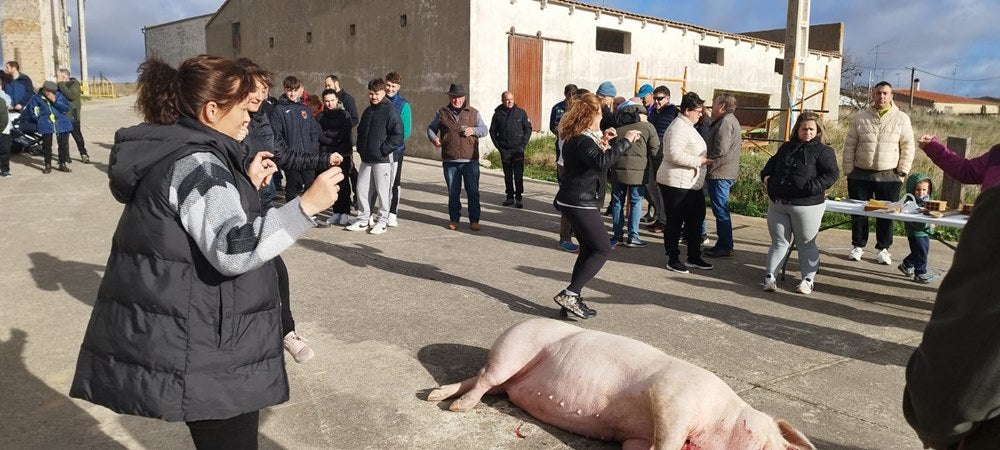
[
  {"x1": 623, "y1": 129, "x2": 641, "y2": 143},
  {"x1": 917, "y1": 134, "x2": 937, "y2": 150},
  {"x1": 247, "y1": 151, "x2": 277, "y2": 188},
  {"x1": 603, "y1": 128, "x2": 618, "y2": 141},
  {"x1": 328, "y1": 152, "x2": 344, "y2": 166},
  {"x1": 299, "y1": 166, "x2": 345, "y2": 216},
  {"x1": 762, "y1": 176, "x2": 770, "y2": 188}
]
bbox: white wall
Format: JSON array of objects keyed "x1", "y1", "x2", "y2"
[{"x1": 470, "y1": 0, "x2": 842, "y2": 150}]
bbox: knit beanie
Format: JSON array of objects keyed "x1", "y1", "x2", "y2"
[{"x1": 596, "y1": 81, "x2": 617, "y2": 97}]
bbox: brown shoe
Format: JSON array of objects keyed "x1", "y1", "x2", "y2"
[
  {"x1": 57, "y1": 163, "x2": 72, "y2": 173},
  {"x1": 42, "y1": 164, "x2": 52, "y2": 174},
  {"x1": 447, "y1": 222, "x2": 458, "y2": 231},
  {"x1": 470, "y1": 222, "x2": 481, "y2": 232}
]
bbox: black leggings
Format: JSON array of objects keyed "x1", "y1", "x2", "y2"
[
  {"x1": 275, "y1": 256, "x2": 293, "y2": 336},
  {"x1": 186, "y1": 410, "x2": 259, "y2": 450},
  {"x1": 558, "y1": 202, "x2": 612, "y2": 295}
]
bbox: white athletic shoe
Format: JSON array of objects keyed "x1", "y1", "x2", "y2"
[
  {"x1": 796, "y1": 278, "x2": 814, "y2": 295},
  {"x1": 387, "y1": 213, "x2": 399, "y2": 227},
  {"x1": 763, "y1": 274, "x2": 777, "y2": 292},
  {"x1": 847, "y1": 247, "x2": 864, "y2": 261},
  {"x1": 326, "y1": 213, "x2": 342, "y2": 225},
  {"x1": 876, "y1": 248, "x2": 892, "y2": 265},
  {"x1": 344, "y1": 219, "x2": 369, "y2": 231},
  {"x1": 369, "y1": 222, "x2": 388, "y2": 235}
]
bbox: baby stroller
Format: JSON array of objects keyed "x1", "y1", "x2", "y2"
[{"x1": 10, "y1": 115, "x2": 43, "y2": 156}]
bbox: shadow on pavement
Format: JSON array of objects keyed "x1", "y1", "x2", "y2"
[
  {"x1": 28, "y1": 252, "x2": 104, "y2": 307},
  {"x1": 519, "y1": 265, "x2": 913, "y2": 367},
  {"x1": 0, "y1": 328, "x2": 126, "y2": 448},
  {"x1": 297, "y1": 239, "x2": 555, "y2": 316}
]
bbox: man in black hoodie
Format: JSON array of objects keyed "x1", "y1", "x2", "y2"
[{"x1": 489, "y1": 91, "x2": 532, "y2": 208}]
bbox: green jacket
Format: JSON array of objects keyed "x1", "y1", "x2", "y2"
[
  {"x1": 904, "y1": 172, "x2": 932, "y2": 238},
  {"x1": 612, "y1": 112, "x2": 660, "y2": 186},
  {"x1": 58, "y1": 78, "x2": 83, "y2": 121}
]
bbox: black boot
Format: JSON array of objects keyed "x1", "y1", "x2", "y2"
[
  {"x1": 57, "y1": 163, "x2": 72, "y2": 173},
  {"x1": 42, "y1": 163, "x2": 52, "y2": 174}
]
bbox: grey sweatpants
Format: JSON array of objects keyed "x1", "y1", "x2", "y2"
[
  {"x1": 764, "y1": 201, "x2": 825, "y2": 281},
  {"x1": 356, "y1": 157, "x2": 394, "y2": 225}
]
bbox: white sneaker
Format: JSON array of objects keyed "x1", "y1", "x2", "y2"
[
  {"x1": 368, "y1": 216, "x2": 375, "y2": 226},
  {"x1": 283, "y1": 331, "x2": 314, "y2": 363},
  {"x1": 847, "y1": 247, "x2": 864, "y2": 261},
  {"x1": 876, "y1": 248, "x2": 892, "y2": 265},
  {"x1": 344, "y1": 219, "x2": 369, "y2": 231},
  {"x1": 369, "y1": 222, "x2": 388, "y2": 235},
  {"x1": 796, "y1": 278, "x2": 814, "y2": 295},
  {"x1": 326, "y1": 213, "x2": 342, "y2": 225},
  {"x1": 763, "y1": 274, "x2": 777, "y2": 292},
  {"x1": 337, "y1": 214, "x2": 352, "y2": 225},
  {"x1": 702, "y1": 236, "x2": 711, "y2": 246},
  {"x1": 387, "y1": 213, "x2": 399, "y2": 227}
]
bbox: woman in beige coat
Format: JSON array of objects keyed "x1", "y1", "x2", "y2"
[{"x1": 656, "y1": 92, "x2": 713, "y2": 273}]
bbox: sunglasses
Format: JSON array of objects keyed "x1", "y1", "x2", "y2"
[{"x1": 653, "y1": 96, "x2": 667, "y2": 101}]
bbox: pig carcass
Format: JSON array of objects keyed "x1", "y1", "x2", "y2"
[{"x1": 427, "y1": 319, "x2": 814, "y2": 450}]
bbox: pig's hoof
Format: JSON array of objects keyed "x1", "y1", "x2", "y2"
[{"x1": 427, "y1": 388, "x2": 449, "y2": 402}]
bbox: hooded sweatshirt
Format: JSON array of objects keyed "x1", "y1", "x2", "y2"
[{"x1": 904, "y1": 172, "x2": 933, "y2": 237}]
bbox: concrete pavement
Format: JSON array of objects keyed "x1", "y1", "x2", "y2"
[{"x1": 0, "y1": 98, "x2": 949, "y2": 449}]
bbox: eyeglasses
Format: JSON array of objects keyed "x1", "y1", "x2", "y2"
[{"x1": 653, "y1": 96, "x2": 667, "y2": 101}]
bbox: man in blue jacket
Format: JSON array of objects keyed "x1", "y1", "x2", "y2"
[
  {"x1": 22, "y1": 81, "x2": 73, "y2": 173},
  {"x1": 3, "y1": 61, "x2": 34, "y2": 111},
  {"x1": 269, "y1": 76, "x2": 320, "y2": 201},
  {"x1": 384, "y1": 72, "x2": 411, "y2": 227}
]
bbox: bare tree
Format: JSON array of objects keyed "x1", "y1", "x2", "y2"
[{"x1": 840, "y1": 52, "x2": 868, "y2": 111}]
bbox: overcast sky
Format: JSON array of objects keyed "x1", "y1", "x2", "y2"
[{"x1": 5, "y1": 0, "x2": 998, "y2": 98}]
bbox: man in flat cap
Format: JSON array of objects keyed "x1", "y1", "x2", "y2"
[{"x1": 427, "y1": 83, "x2": 488, "y2": 231}]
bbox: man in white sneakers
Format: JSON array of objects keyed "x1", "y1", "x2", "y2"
[{"x1": 843, "y1": 81, "x2": 914, "y2": 265}]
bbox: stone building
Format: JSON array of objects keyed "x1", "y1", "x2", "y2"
[
  {"x1": 142, "y1": 14, "x2": 213, "y2": 69},
  {"x1": 198, "y1": 0, "x2": 842, "y2": 159},
  {"x1": 0, "y1": 0, "x2": 72, "y2": 83},
  {"x1": 893, "y1": 88, "x2": 1000, "y2": 116}
]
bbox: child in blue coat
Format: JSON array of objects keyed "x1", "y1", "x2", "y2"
[{"x1": 22, "y1": 81, "x2": 73, "y2": 173}]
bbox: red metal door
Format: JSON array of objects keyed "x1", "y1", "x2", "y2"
[{"x1": 508, "y1": 35, "x2": 542, "y2": 131}]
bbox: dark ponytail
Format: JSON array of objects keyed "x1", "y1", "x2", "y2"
[
  {"x1": 134, "y1": 55, "x2": 254, "y2": 125},
  {"x1": 135, "y1": 59, "x2": 181, "y2": 124}
]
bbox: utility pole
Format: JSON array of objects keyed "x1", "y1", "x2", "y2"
[
  {"x1": 778, "y1": 0, "x2": 810, "y2": 141},
  {"x1": 908, "y1": 67, "x2": 916, "y2": 110},
  {"x1": 78, "y1": 0, "x2": 89, "y2": 94}
]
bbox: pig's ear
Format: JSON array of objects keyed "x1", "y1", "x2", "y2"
[{"x1": 775, "y1": 418, "x2": 815, "y2": 450}]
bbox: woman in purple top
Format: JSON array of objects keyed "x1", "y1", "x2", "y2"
[{"x1": 918, "y1": 135, "x2": 1000, "y2": 190}]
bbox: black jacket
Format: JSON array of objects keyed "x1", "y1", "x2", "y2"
[
  {"x1": 336, "y1": 89, "x2": 360, "y2": 127},
  {"x1": 760, "y1": 137, "x2": 839, "y2": 206},
  {"x1": 903, "y1": 186, "x2": 1000, "y2": 449},
  {"x1": 489, "y1": 104, "x2": 532, "y2": 159},
  {"x1": 247, "y1": 109, "x2": 330, "y2": 173},
  {"x1": 356, "y1": 98, "x2": 403, "y2": 163},
  {"x1": 555, "y1": 134, "x2": 630, "y2": 207},
  {"x1": 268, "y1": 95, "x2": 320, "y2": 162},
  {"x1": 317, "y1": 108, "x2": 354, "y2": 156},
  {"x1": 70, "y1": 118, "x2": 287, "y2": 422}
]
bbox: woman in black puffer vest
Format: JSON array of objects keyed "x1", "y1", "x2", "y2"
[{"x1": 759, "y1": 111, "x2": 839, "y2": 295}]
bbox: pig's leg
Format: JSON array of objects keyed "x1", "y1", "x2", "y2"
[
  {"x1": 447, "y1": 365, "x2": 513, "y2": 411},
  {"x1": 427, "y1": 376, "x2": 478, "y2": 402}
]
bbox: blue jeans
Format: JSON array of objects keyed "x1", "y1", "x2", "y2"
[
  {"x1": 442, "y1": 161, "x2": 481, "y2": 223},
  {"x1": 610, "y1": 183, "x2": 645, "y2": 240},
  {"x1": 706, "y1": 179, "x2": 734, "y2": 250},
  {"x1": 903, "y1": 235, "x2": 929, "y2": 275}
]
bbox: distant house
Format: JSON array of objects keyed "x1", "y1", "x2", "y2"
[
  {"x1": 143, "y1": 14, "x2": 213, "y2": 68},
  {"x1": 893, "y1": 89, "x2": 999, "y2": 115}
]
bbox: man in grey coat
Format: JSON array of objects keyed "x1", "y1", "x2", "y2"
[{"x1": 703, "y1": 93, "x2": 741, "y2": 258}]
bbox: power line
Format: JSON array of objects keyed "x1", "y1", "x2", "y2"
[{"x1": 914, "y1": 68, "x2": 1000, "y2": 82}]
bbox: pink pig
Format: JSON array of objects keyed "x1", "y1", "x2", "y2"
[{"x1": 427, "y1": 319, "x2": 815, "y2": 450}]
